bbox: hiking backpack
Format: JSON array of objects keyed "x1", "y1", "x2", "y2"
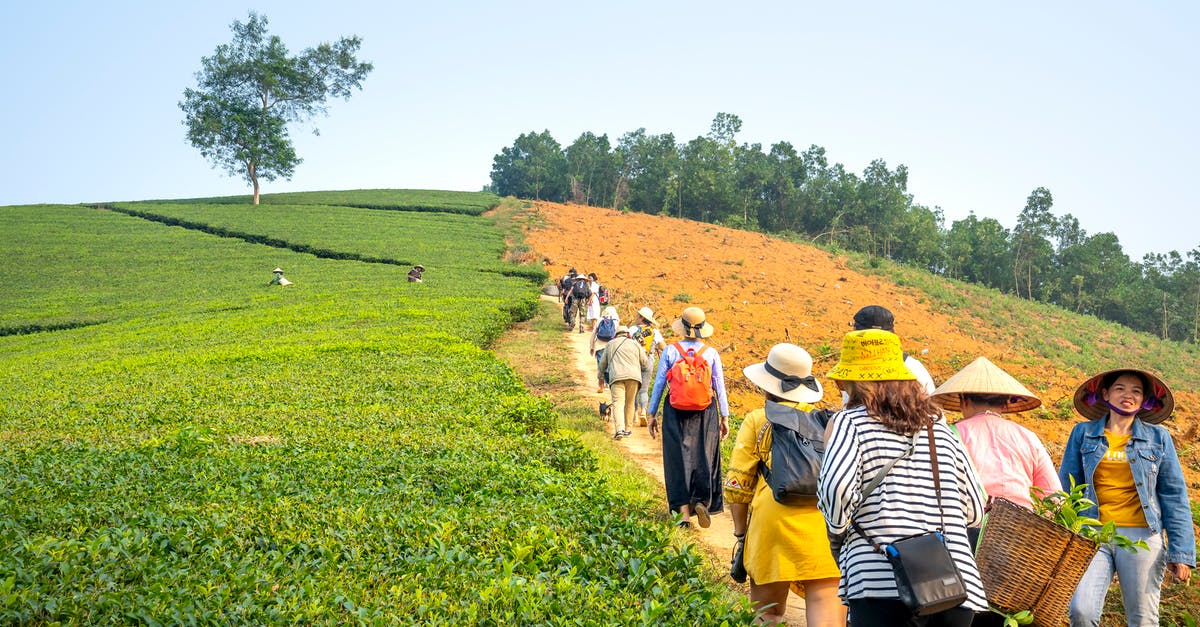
[
  {"x1": 598, "y1": 285, "x2": 610, "y2": 305},
  {"x1": 666, "y1": 342, "x2": 713, "y2": 410},
  {"x1": 596, "y1": 317, "x2": 617, "y2": 341},
  {"x1": 758, "y1": 401, "x2": 833, "y2": 505},
  {"x1": 571, "y1": 280, "x2": 589, "y2": 300}
]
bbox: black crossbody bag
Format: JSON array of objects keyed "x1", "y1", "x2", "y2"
[{"x1": 850, "y1": 423, "x2": 968, "y2": 616}]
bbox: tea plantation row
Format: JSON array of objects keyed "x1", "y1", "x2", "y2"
[{"x1": 0, "y1": 196, "x2": 754, "y2": 624}]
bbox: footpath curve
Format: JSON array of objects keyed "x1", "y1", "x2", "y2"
[{"x1": 554, "y1": 296, "x2": 808, "y2": 625}]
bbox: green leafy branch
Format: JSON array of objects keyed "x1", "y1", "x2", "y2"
[{"x1": 1030, "y1": 479, "x2": 1149, "y2": 552}]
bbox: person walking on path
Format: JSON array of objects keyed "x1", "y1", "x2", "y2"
[
  {"x1": 586, "y1": 273, "x2": 602, "y2": 330},
  {"x1": 598, "y1": 325, "x2": 648, "y2": 440},
  {"x1": 818, "y1": 329, "x2": 988, "y2": 626},
  {"x1": 648, "y1": 306, "x2": 730, "y2": 529},
  {"x1": 1060, "y1": 368, "x2": 1194, "y2": 627},
  {"x1": 589, "y1": 306, "x2": 621, "y2": 392},
  {"x1": 725, "y1": 343, "x2": 845, "y2": 626},
  {"x1": 567, "y1": 275, "x2": 590, "y2": 332},
  {"x1": 931, "y1": 356, "x2": 1060, "y2": 511},
  {"x1": 628, "y1": 306, "x2": 666, "y2": 428},
  {"x1": 850, "y1": 305, "x2": 936, "y2": 395}
]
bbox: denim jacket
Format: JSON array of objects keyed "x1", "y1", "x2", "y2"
[{"x1": 1058, "y1": 416, "x2": 1196, "y2": 565}]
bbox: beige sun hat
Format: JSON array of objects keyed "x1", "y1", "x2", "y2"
[
  {"x1": 930, "y1": 356, "x2": 1042, "y2": 413},
  {"x1": 744, "y1": 343, "x2": 824, "y2": 404},
  {"x1": 273, "y1": 267, "x2": 284, "y2": 273},
  {"x1": 637, "y1": 306, "x2": 658, "y2": 327},
  {"x1": 1072, "y1": 368, "x2": 1174, "y2": 424},
  {"x1": 670, "y1": 307, "x2": 714, "y2": 339}
]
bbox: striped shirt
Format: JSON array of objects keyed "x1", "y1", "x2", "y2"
[{"x1": 817, "y1": 405, "x2": 988, "y2": 610}]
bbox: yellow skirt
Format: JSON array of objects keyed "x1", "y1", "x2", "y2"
[{"x1": 744, "y1": 486, "x2": 840, "y2": 586}]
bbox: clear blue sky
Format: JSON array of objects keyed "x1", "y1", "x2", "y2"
[{"x1": 2, "y1": 1, "x2": 1196, "y2": 260}]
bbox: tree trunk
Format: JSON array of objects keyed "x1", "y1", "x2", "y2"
[{"x1": 250, "y1": 162, "x2": 260, "y2": 205}]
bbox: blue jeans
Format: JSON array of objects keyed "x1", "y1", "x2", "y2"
[{"x1": 1069, "y1": 526, "x2": 1165, "y2": 627}]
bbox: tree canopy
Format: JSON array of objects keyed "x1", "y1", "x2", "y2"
[
  {"x1": 488, "y1": 113, "x2": 1200, "y2": 343},
  {"x1": 180, "y1": 12, "x2": 372, "y2": 204}
]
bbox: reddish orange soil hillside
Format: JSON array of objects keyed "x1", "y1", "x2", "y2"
[{"x1": 522, "y1": 201, "x2": 1200, "y2": 484}]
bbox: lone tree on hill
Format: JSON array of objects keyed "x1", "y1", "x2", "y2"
[{"x1": 180, "y1": 12, "x2": 372, "y2": 204}]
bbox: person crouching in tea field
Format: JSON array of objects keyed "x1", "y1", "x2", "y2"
[
  {"x1": 818, "y1": 329, "x2": 987, "y2": 626},
  {"x1": 648, "y1": 307, "x2": 730, "y2": 529},
  {"x1": 1060, "y1": 368, "x2": 1194, "y2": 627},
  {"x1": 407, "y1": 264, "x2": 424, "y2": 282},
  {"x1": 269, "y1": 267, "x2": 292, "y2": 286},
  {"x1": 724, "y1": 343, "x2": 845, "y2": 626}
]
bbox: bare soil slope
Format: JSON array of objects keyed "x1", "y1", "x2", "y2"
[{"x1": 523, "y1": 201, "x2": 1200, "y2": 475}]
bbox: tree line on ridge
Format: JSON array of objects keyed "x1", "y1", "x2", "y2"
[{"x1": 489, "y1": 113, "x2": 1200, "y2": 344}]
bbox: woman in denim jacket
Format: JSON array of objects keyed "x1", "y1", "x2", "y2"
[{"x1": 1059, "y1": 368, "x2": 1194, "y2": 627}]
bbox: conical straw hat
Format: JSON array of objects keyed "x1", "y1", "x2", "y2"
[{"x1": 930, "y1": 356, "x2": 1042, "y2": 413}]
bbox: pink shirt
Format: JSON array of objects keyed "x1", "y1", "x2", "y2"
[{"x1": 955, "y1": 412, "x2": 1062, "y2": 510}]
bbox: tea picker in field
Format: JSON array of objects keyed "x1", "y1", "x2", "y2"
[
  {"x1": 269, "y1": 267, "x2": 293, "y2": 286},
  {"x1": 930, "y1": 356, "x2": 1060, "y2": 514},
  {"x1": 849, "y1": 305, "x2": 935, "y2": 396},
  {"x1": 647, "y1": 307, "x2": 730, "y2": 528},
  {"x1": 724, "y1": 343, "x2": 845, "y2": 626},
  {"x1": 590, "y1": 306, "x2": 621, "y2": 392},
  {"x1": 1059, "y1": 368, "x2": 1194, "y2": 627},
  {"x1": 818, "y1": 329, "x2": 987, "y2": 626},
  {"x1": 407, "y1": 264, "x2": 424, "y2": 282},
  {"x1": 628, "y1": 306, "x2": 666, "y2": 428},
  {"x1": 598, "y1": 325, "x2": 647, "y2": 440}
]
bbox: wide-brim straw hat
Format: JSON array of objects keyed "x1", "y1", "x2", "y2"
[
  {"x1": 1073, "y1": 368, "x2": 1174, "y2": 424},
  {"x1": 744, "y1": 343, "x2": 824, "y2": 404},
  {"x1": 826, "y1": 329, "x2": 916, "y2": 382},
  {"x1": 930, "y1": 356, "x2": 1042, "y2": 413},
  {"x1": 273, "y1": 267, "x2": 284, "y2": 273},
  {"x1": 600, "y1": 306, "x2": 619, "y2": 321},
  {"x1": 670, "y1": 307, "x2": 714, "y2": 339},
  {"x1": 413, "y1": 265, "x2": 425, "y2": 271},
  {"x1": 637, "y1": 306, "x2": 658, "y2": 327},
  {"x1": 613, "y1": 325, "x2": 630, "y2": 337}
]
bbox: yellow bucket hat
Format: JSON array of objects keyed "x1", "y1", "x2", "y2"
[{"x1": 826, "y1": 329, "x2": 916, "y2": 382}]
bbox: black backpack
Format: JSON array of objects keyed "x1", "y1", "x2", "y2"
[
  {"x1": 571, "y1": 281, "x2": 589, "y2": 299},
  {"x1": 758, "y1": 400, "x2": 833, "y2": 505}
]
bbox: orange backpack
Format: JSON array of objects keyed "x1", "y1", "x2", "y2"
[{"x1": 667, "y1": 341, "x2": 714, "y2": 410}]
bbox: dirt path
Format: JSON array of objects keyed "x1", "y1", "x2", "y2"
[{"x1": 555, "y1": 296, "x2": 808, "y2": 625}]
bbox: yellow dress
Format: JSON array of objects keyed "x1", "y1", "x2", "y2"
[{"x1": 723, "y1": 402, "x2": 840, "y2": 586}]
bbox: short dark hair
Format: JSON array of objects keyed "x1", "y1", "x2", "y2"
[{"x1": 852, "y1": 305, "x2": 895, "y2": 331}]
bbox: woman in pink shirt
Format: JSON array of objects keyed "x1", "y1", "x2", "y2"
[{"x1": 930, "y1": 356, "x2": 1061, "y2": 511}]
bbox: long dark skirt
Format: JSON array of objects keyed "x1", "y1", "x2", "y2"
[{"x1": 660, "y1": 401, "x2": 723, "y2": 514}]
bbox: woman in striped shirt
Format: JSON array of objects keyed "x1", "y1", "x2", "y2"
[{"x1": 817, "y1": 329, "x2": 988, "y2": 626}]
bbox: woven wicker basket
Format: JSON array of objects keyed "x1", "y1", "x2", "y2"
[{"x1": 975, "y1": 497, "x2": 1099, "y2": 627}]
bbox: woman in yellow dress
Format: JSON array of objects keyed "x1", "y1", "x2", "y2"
[{"x1": 724, "y1": 343, "x2": 844, "y2": 626}]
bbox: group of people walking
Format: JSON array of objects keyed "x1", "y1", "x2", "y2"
[
  {"x1": 558, "y1": 268, "x2": 607, "y2": 333},
  {"x1": 584, "y1": 296, "x2": 1194, "y2": 626}
]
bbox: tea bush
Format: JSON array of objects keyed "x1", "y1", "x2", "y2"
[{"x1": 0, "y1": 199, "x2": 753, "y2": 623}]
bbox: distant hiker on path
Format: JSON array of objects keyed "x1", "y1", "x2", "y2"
[
  {"x1": 269, "y1": 267, "x2": 293, "y2": 286},
  {"x1": 725, "y1": 343, "x2": 845, "y2": 626},
  {"x1": 407, "y1": 264, "x2": 425, "y2": 282},
  {"x1": 628, "y1": 306, "x2": 666, "y2": 428},
  {"x1": 648, "y1": 306, "x2": 730, "y2": 529},
  {"x1": 559, "y1": 267, "x2": 578, "y2": 305},
  {"x1": 849, "y1": 305, "x2": 935, "y2": 396},
  {"x1": 585, "y1": 273, "x2": 602, "y2": 330},
  {"x1": 568, "y1": 275, "x2": 590, "y2": 333},
  {"x1": 590, "y1": 306, "x2": 621, "y2": 392},
  {"x1": 598, "y1": 325, "x2": 647, "y2": 441},
  {"x1": 1060, "y1": 368, "x2": 1194, "y2": 627}
]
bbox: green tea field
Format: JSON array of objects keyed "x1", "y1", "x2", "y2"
[{"x1": 0, "y1": 191, "x2": 754, "y2": 624}]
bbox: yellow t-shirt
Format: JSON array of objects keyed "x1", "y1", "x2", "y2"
[{"x1": 1093, "y1": 432, "x2": 1148, "y2": 526}]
